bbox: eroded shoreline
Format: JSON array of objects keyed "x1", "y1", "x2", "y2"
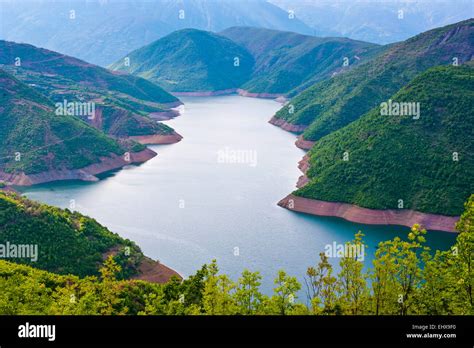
[{"x1": 279, "y1": 152, "x2": 460, "y2": 232}]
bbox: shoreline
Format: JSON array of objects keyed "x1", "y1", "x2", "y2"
[
  {"x1": 129, "y1": 132, "x2": 183, "y2": 145},
  {"x1": 295, "y1": 135, "x2": 315, "y2": 150},
  {"x1": 280, "y1": 153, "x2": 460, "y2": 232},
  {"x1": 0, "y1": 148, "x2": 157, "y2": 186},
  {"x1": 236, "y1": 89, "x2": 287, "y2": 102},
  {"x1": 172, "y1": 88, "x2": 287, "y2": 102},
  {"x1": 269, "y1": 116, "x2": 308, "y2": 133},
  {"x1": 103, "y1": 239, "x2": 182, "y2": 285},
  {"x1": 132, "y1": 256, "x2": 182, "y2": 284},
  {"x1": 172, "y1": 89, "x2": 238, "y2": 97},
  {"x1": 278, "y1": 194, "x2": 459, "y2": 232}
]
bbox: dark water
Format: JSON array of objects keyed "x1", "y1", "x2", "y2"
[{"x1": 20, "y1": 96, "x2": 456, "y2": 296}]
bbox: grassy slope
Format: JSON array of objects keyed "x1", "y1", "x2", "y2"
[
  {"x1": 295, "y1": 65, "x2": 474, "y2": 216},
  {"x1": 0, "y1": 40, "x2": 179, "y2": 137},
  {"x1": 275, "y1": 19, "x2": 474, "y2": 141},
  {"x1": 0, "y1": 69, "x2": 132, "y2": 175},
  {"x1": 110, "y1": 29, "x2": 254, "y2": 92},
  {"x1": 221, "y1": 26, "x2": 381, "y2": 95},
  {"x1": 0, "y1": 192, "x2": 143, "y2": 278}
]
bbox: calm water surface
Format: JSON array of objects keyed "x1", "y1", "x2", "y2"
[{"x1": 20, "y1": 96, "x2": 456, "y2": 295}]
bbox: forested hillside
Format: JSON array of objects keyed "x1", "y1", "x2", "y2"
[
  {"x1": 273, "y1": 19, "x2": 474, "y2": 142},
  {"x1": 0, "y1": 40, "x2": 181, "y2": 139},
  {"x1": 110, "y1": 29, "x2": 254, "y2": 92},
  {"x1": 0, "y1": 69, "x2": 130, "y2": 176},
  {"x1": 0, "y1": 192, "x2": 143, "y2": 278},
  {"x1": 221, "y1": 26, "x2": 382, "y2": 95},
  {"x1": 294, "y1": 65, "x2": 474, "y2": 216}
]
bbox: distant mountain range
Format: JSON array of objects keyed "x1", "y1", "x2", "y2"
[
  {"x1": 111, "y1": 27, "x2": 380, "y2": 95},
  {"x1": 1, "y1": 0, "x2": 471, "y2": 67},
  {"x1": 0, "y1": 0, "x2": 312, "y2": 66},
  {"x1": 271, "y1": 0, "x2": 474, "y2": 44}
]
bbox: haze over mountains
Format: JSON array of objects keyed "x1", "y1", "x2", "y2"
[
  {"x1": 0, "y1": 0, "x2": 312, "y2": 66},
  {"x1": 1, "y1": 0, "x2": 471, "y2": 67},
  {"x1": 271, "y1": 0, "x2": 474, "y2": 44}
]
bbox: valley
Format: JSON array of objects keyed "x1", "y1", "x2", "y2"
[
  {"x1": 0, "y1": 4, "x2": 472, "y2": 318},
  {"x1": 18, "y1": 96, "x2": 457, "y2": 295}
]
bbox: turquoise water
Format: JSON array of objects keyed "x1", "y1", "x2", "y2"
[{"x1": 19, "y1": 96, "x2": 456, "y2": 296}]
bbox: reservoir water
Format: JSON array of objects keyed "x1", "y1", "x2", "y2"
[{"x1": 19, "y1": 96, "x2": 456, "y2": 296}]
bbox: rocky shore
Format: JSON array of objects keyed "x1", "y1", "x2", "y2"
[
  {"x1": 130, "y1": 132, "x2": 183, "y2": 145},
  {"x1": 269, "y1": 116, "x2": 308, "y2": 133},
  {"x1": 295, "y1": 135, "x2": 315, "y2": 150},
  {"x1": 237, "y1": 89, "x2": 287, "y2": 102},
  {"x1": 132, "y1": 257, "x2": 182, "y2": 283},
  {"x1": 278, "y1": 194, "x2": 459, "y2": 232},
  {"x1": 280, "y1": 152, "x2": 459, "y2": 232},
  {"x1": 0, "y1": 148, "x2": 157, "y2": 186}
]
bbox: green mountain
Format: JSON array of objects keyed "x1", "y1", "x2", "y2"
[
  {"x1": 0, "y1": 69, "x2": 152, "y2": 181},
  {"x1": 0, "y1": 191, "x2": 144, "y2": 278},
  {"x1": 221, "y1": 26, "x2": 382, "y2": 95},
  {"x1": 1, "y1": 69, "x2": 118, "y2": 174},
  {"x1": 295, "y1": 65, "x2": 474, "y2": 216},
  {"x1": 0, "y1": 40, "x2": 181, "y2": 139},
  {"x1": 110, "y1": 29, "x2": 255, "y2": 92},
  {"x1": 274, "y1": 19, "x2": 474, "y2": 142}
]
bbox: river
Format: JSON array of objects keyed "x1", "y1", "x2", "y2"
[{"x1": 19, "y1": 96, "x2": 456, "y2": 296}]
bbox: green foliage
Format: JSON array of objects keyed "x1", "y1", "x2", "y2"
[
  {"x1": 110, "y1": 29, "x2": 254, "y2": 92},
  {"x1": 0, "y1": 182, "x2": 472, "y2": 317},
  {"x1": 0, "y1": 69, "x2": 134, "y2": 174},
  {"x1": 0, "y1": 194, "x2": 472, "y2": 315},
  {"x1": 295, "y1": 65, "x2": 474, "y2": 215},
  {"x1": 221, "y1": 27, "x2": 381, "y2": 95},
  {"x1": 0, "y1": 192, "x2": 143, "y2": 278},
  {"x1": 0, "y1": 40, "x2": 180, "y2": 138},
  {"x1": 275, "y1": 19, "x2": 473, "y2": 141}
]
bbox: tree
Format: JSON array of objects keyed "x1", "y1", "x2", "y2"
[
  {"x1": 305, "y1": 252, "x2": 338, "y2": 314},
  {"x1": 202, "y1": 260, "x2": 237, "y2": 314},
  {"x1": 371, "y1": 224, "x2": 427, "y2": 315},
  {"x1": 337, "y1": 232, "x2": 369, "y2": 314},
  {"x1": 269, "y1": 270, "x2": 301, "y2": 315},
  {"x1": 234, "y1": 270, "x2": 264, "y2": 314}
]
